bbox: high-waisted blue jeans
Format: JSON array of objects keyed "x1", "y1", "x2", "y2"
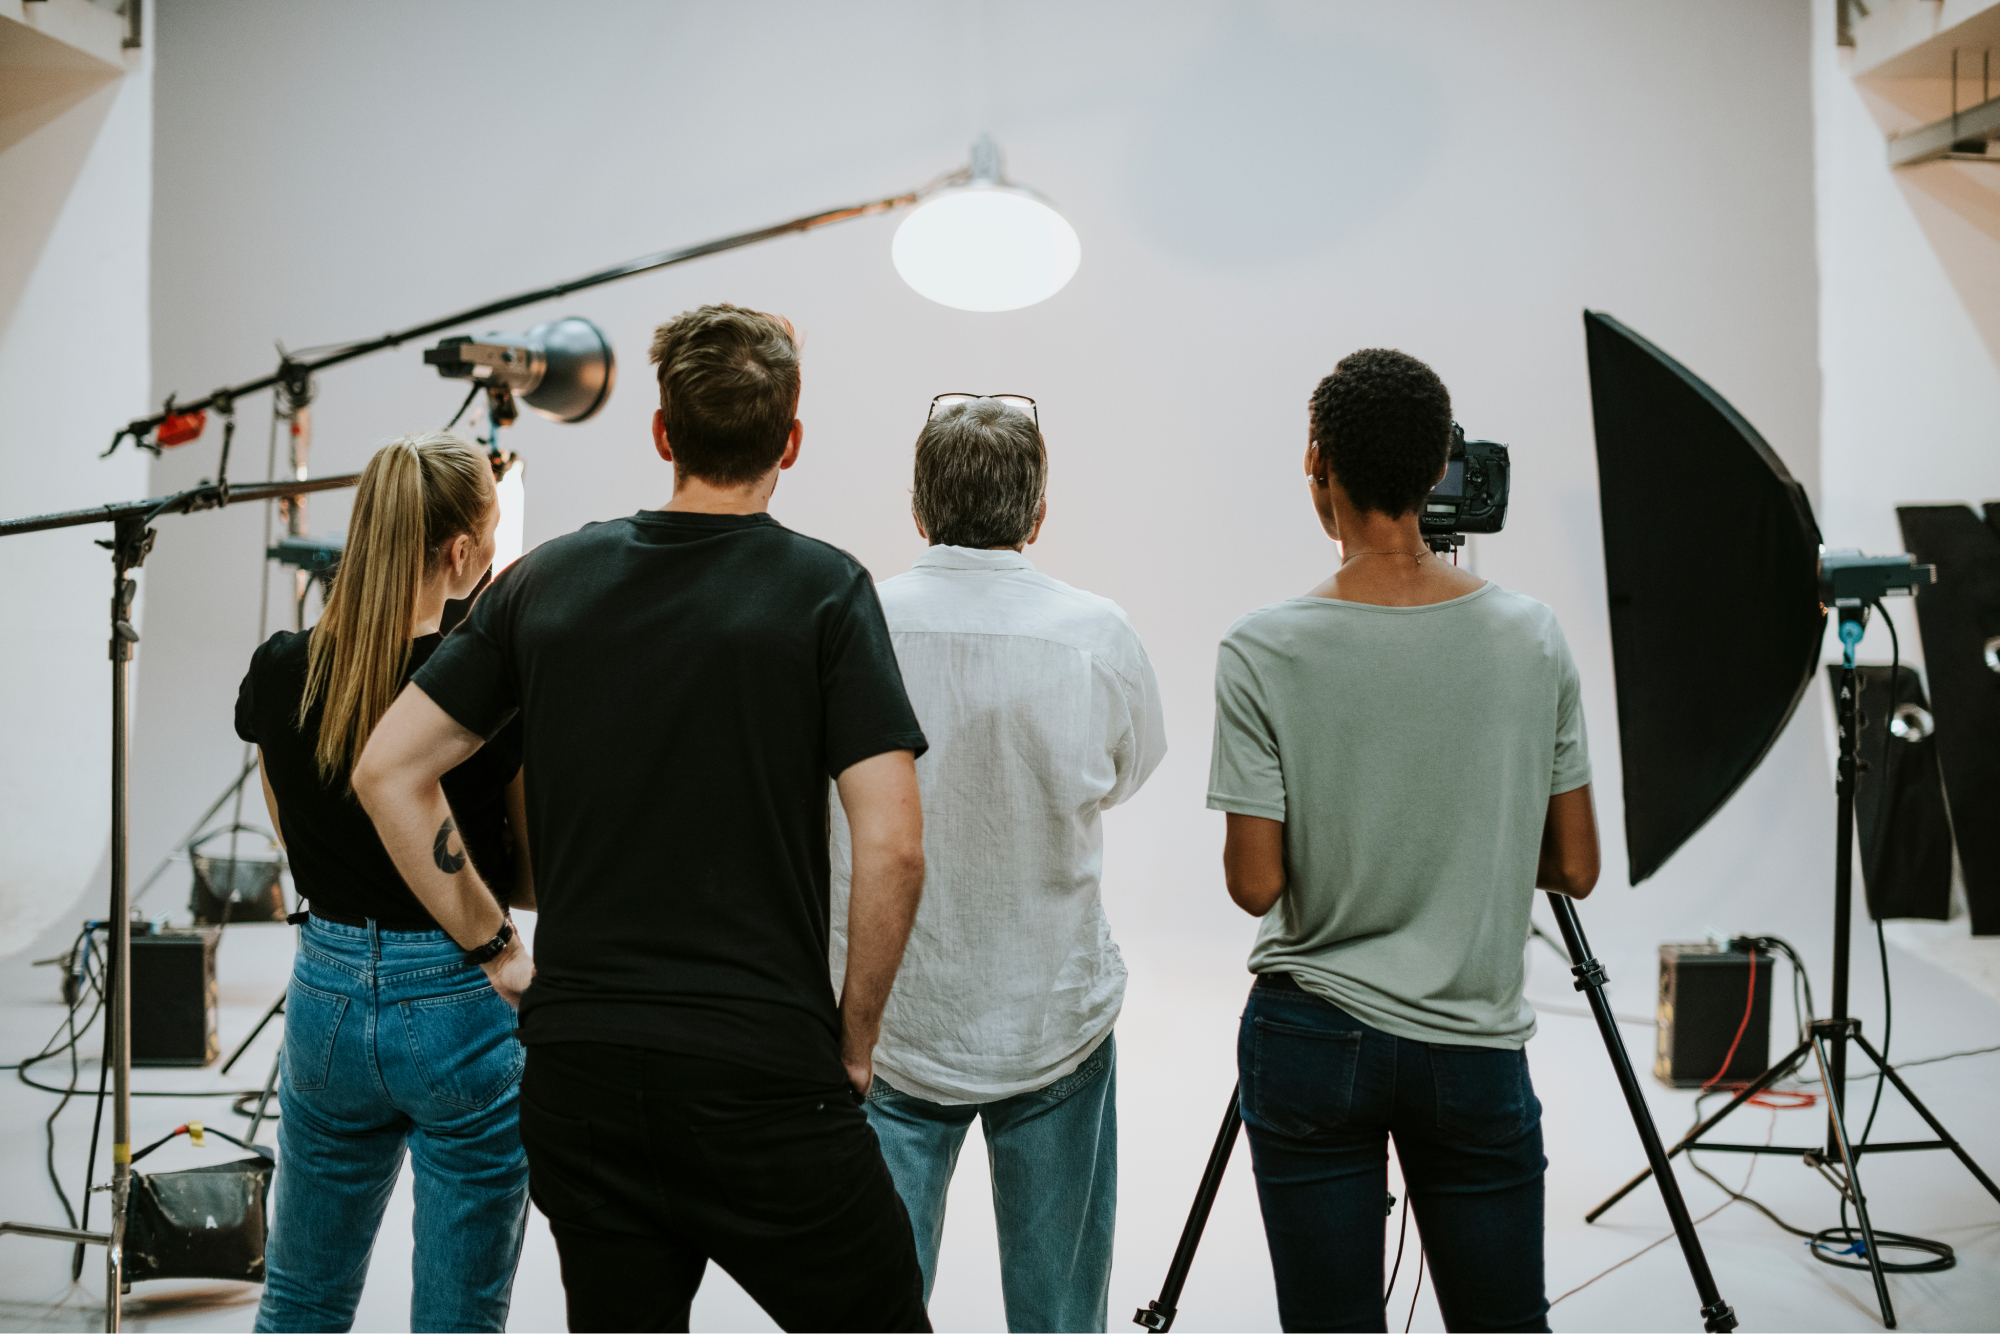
[
  {"x1": 1239, "y1": 975, "x2": 1548, "y2": 1333},
  {"x1": 254, "y1": 916, "x2": 528, "y2": 1333}
]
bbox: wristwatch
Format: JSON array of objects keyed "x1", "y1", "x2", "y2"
[{"x1": 464, "y1": 918, "x2": 514, "y2": 967}]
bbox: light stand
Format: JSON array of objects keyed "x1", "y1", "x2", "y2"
[
  {"x1": 1133, "y1": 891, "x2": 1737, "y2": 1333},
  {"x1": 1584, "y1": 601, "x2": 2000, "y2": 1330},
  {"x1": 0, "y1": 472, "x2": 360, "y2": 1331}
]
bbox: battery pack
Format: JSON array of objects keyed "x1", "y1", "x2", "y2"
[
  {"x1": 1654, "y1": 942, "x2": 1771, "y2": 1088},
  {"x1": 131, "y1": 928, "x2": 219, "y2": 1067}
]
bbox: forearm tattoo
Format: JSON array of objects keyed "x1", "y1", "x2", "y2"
[{"x1": 432, "y1": 816, "x2": 467, "y2": 875}]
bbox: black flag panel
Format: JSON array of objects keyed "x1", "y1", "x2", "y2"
[{"x1": 1896, "y1": 504, "x2": 2000, "y2": 935}]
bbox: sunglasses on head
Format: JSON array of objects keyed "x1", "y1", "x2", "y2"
[{"x1": 928, "y1": 394, "x2": 1039, "y2": 428}]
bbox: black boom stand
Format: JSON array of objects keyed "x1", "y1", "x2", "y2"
[
  {"x1": 1134, "y1": 892, "x2": 1737, "y2": 1333},
  {"x1": 0, "y1": 470, "x2": 359, "y2": 1333},
  {"x1": 1585, "y1": 607, "x2": 2000, "y2": 1330}
]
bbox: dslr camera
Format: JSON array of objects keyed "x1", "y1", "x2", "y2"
[{"x1": 1419, "y1": 424, "x2": 1511, "y2": 554}]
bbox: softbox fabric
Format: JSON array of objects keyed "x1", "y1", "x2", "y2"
[
  {"x1": 124, "y1": 1155, "x2": 274, "y2": 1284},
  {"x1": 1896, "y1": 503, "x2": 2000, "y2": 935},
  {"x1": 1584, "y1": 311, "x2": 1824, "y2": 884},
  {"x1": 1825, "y1": 664, "x2": 1954, "y2": 921}
]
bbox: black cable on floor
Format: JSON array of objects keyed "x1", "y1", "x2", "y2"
[{"x1": 1686, "y1": 1152, "x2": 1815, "y2": 1239}]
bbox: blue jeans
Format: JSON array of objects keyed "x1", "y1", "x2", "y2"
[
  {"x1": 865, "y1": 1034, "x2": 1116, "y2": 1333},
  {"x1": 1239, "y1": 976, "x2": 1548, "y2": 1333},
  {"x1": 255, "y1": 917, "x2": 529, "y2": 1333}
]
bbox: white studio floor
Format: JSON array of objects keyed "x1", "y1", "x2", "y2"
[{"x1": 0, "y1": 912, "x2": 1996, "y2": 1334}]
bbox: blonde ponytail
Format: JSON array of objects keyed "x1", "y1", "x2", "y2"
[{"x1": 301, "y1": 432, "x2": 492, "y2": 782}]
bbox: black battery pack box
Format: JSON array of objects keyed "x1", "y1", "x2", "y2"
[
  {"x1": 131, "y1": 927, "x2": 219, "y2": 1067},
  {"x1": 1654, "y1": 941, "x2": 1771, "y2": 1088}
]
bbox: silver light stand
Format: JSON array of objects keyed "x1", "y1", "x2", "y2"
[{"x1": 0, "y1": 472, "x2": 361, "y2": 1331}]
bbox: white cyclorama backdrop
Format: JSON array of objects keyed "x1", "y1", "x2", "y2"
[
  {"x1": 124, "y1": 0, "x2": 1825, "y2": 982},
  {"x1": 0, "y1": 2, "x2": 153, "y2": 949}
]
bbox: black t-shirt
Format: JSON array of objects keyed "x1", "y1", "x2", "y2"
[
  {"x1": 412, "y1": 510, "x2": 927, "y2": 1083},
  {"x1": 235, "y1": 630, "x2": 523, "y2": 926}
]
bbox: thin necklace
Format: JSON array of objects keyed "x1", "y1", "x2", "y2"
[{"x1": 1341, "y1": 549, "x2": 1427, "y2": 565}]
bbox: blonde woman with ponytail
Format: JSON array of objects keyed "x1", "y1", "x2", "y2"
[{"x1": 233, "y1": 433, "x2": 530, "y2": 1334}]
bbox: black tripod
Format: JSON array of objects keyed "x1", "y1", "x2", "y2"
[
  {"x1": 1135, "y1": 892, "x2": 1737, "y2": 1333},
  {"x1": 1585, "y1": 610, "x2": 2000, "y2": 1329}
]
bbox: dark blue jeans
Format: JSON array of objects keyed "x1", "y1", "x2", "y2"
[{"x1": 1238, "y1": 974, "x2": 1548, "y2": 1333}]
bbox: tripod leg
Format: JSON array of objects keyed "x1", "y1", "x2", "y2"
[
  {"x1": 1850, "y1": 1032, "x2": 2000, "y2": 1206},
  {"x1": 247, "y1": 1043, "x2": 281, "y2": 1145},
  {"x1": 220, "y1": 991, "x2": 285, "y2": 1075},
  {"x1": 1546, "y1": 894, "x2": 1736, "y2": 1333},
  {"x1": 1809, "y1": 1029, "x2": 1895, "y2": 1328},
  {"x1": 1585, "y1": 1040, "x2": 1808, "y2": 1222},
  {"x1": 1134, "y1": 1085, "x2": 1243, "y2": 1332}
]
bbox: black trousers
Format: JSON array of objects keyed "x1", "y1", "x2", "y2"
[{"x1": 519, "y1": 1042, "x2": 931, "y2": 1333}]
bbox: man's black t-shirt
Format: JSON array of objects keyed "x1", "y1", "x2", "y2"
[
  {"x1": 412, "y1": 510, "x2": 926, "y2": 1084},
  {"x1": 235, "y1": 630, "x2": 523, "y2": 926}
]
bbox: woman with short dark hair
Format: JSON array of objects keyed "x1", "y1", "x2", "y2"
[
  {"x1": 1209, "y1": 349, "x2": 1599, "y2": 1333},
  {"x1": 238, "y1": 432, "x2": 530, "y2": 1333}
]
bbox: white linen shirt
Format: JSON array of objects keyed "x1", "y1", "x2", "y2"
[{"x1": 830, "y1": 545, "x2": 1167, "y2": 1104}]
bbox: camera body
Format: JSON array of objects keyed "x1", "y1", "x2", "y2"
[{"x1": 1419, "y1": 424, "x2": 1511, "y2": 552}]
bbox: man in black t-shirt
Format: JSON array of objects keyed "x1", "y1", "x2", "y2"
[{"x1": 353, "y1": 304, "x2": 932, "y2": 1333}]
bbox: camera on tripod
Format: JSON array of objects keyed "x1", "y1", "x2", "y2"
[{"x1": 1419, "y1": 424, "x2": 1510, "y2": 554}]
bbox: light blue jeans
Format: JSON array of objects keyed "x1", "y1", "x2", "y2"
[
  {"x1": 865, "y1": 1033, "x2": 1116, "y2": 1334},
  {"x1": 254, "y1": 917, "x2": 528, "y2": 1333}
]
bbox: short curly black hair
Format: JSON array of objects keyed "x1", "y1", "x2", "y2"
[{"x1": 1309, "y1": 348, "x2": 1452, "y2": 517}]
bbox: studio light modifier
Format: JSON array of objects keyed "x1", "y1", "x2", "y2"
[
  {"x1": 424, "y1": 315, "x2": 615, "y2": 424},
  {"x1": 893, "y1": 135, "x2": 1081, "y2": 313}
]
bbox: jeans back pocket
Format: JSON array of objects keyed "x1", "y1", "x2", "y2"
[
  {"x1": 398, "y1": 985, "x2": 525, "y2": 1111},
  {"x1": 282, "y1": 978, "x2": 349, "y2": 1092},
  {"x1": 1243, "y1": 1013, "x2": 1364, "y2": 1141},
  {"x1": 1428, "y1": 1042, "x2": 1540, "y2": 1147}
]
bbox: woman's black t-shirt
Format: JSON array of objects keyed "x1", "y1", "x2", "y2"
[{"x1": 235, "y1": 629, "x2": 524, "y2": 926}]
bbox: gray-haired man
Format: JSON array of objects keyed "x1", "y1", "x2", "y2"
[{"x1": 830, "y1": 395, "x2": 1167, "y2": 1332}]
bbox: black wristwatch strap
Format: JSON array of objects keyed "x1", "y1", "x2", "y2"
[{"x1": 463, "y1": 918, "x2": 514, "y2": 967}]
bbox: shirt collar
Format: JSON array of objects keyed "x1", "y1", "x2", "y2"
[{"x1": 911, "y1": 545, "x2": 1037, "y2": 573}]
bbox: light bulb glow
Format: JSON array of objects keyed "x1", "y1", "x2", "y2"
[{"x1": 892, "y1": 186, "x2": 1081, "y2": 312}]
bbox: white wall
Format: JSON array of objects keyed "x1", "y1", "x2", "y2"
[
  {"x1": 0, "y1": 6, "x2": 152, "y2": 955},
  {"x1": 1815, "y1": 0, "x2": 2000, "y2": 950},
  {"x1": 1817, "y1": 0, "x2": 2000, "y2": 633}
]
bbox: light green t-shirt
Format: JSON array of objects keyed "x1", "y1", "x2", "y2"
[{"x1": 1207, "y1": 583, "x2": 1591, "y2": 1049}]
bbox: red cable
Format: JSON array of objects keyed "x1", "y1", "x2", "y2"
[{"x1": 1703, "y1": 946, "x2": 1757, "y2": 1091}]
